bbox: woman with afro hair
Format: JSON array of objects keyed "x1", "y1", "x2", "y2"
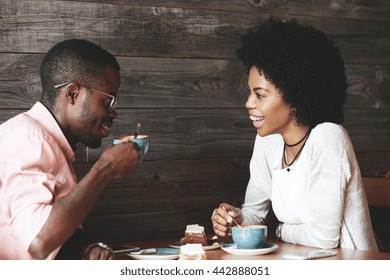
[{"x1": 211, "y1": 17, "x2": 378, "y2": 251}]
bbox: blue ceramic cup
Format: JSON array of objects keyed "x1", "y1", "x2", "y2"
[
  {"x1": 113, "y1": 134, "x2": 150, "y2": 160},
  {"x1": 232, "y1": 225, "x2": 267, "y2": 249}
]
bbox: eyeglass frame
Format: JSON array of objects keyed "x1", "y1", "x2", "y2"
[{"x1": 53, "y1": 82, "x2": 118, "y2": 112}]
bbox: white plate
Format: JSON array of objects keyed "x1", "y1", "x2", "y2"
[
  {"x1": 127, "y1": 248, "x2": 180, "y2": 260},
  {"x1": 169, "y1": 241, "x2": 223, "y2": 251},
  {"x1": 127, "y1": 253, "x2": 179, "y2": 260},
  {"x1": 221, "y1": 243, "x2": 279, "y2": 256}
]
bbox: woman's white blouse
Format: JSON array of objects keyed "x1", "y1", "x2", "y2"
[
  {"x1": 241, "y1": 122, "x2": 378, "y2": 251},
  {"x1": 272, "y1": 149, "x2": 308, "y2": 224}
]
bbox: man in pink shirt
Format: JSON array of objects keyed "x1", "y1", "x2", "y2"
[{"x1": 0, "y1": 39, "x2": 140, "y2": 259}]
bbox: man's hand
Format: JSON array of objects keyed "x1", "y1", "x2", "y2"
[
  {"x1": 98, "y1": 142, "x2": 140, "y2": 180},
  {"x1": 82, "y1": 243, "x2": 114, "y2": 260}
]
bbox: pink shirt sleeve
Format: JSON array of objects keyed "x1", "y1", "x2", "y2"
[
  {"x1": 2, "y1": 161, "x2": 56, "y2": 251},
  {"x1": 0, "y1": 125, "x2": 70, "y2": 258}
]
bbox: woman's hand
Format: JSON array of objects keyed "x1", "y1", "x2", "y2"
[{"x1": 211, "y1": 203, "x2": 244, "y2": 237}]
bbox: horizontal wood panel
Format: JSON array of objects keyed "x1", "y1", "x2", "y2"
[
  {"x1": 1, "y1": 54, "x2": 389, "y2": 110},
  {"x1": 74, "y1": 158, "x2": 250, "y2": 184},
  {"x1": 289, "y1": 0, "x2": 390, "y2": 22},
  {"x1": 0, "y1": 0, "x2": 261, "y2": 58},
  {"x1": 303, "y1": 16, "x2": 390, "y2": 65},
  {"x1": 74, "y1": 158, "x2": 249, "y2": 216},
  {"x1": 82, "y1": 170, "x2": 390, "y2": 244},
  {"x1": 82, "y1": 157, "x2": 389, "y2": 216},
  {"x1": 73, "y1": 151, "x2": 389, "y2": 185},
  {"x1": 1, "y1": 107, "x2": 389, "y2": 160},
  {"x1": 343, "y1": 108, "x2": 390, "y2": 152},
  {"x1": 78, "y1": 107, "x2": 390, "y2": 162},
  {"x1": 1, "y1": 1, "x2": 390, "y2": 64},
  {"x1": 118, "y1": 57, "x2": 248, "y2": 109},
  {"x1": 72, "y1": 0, "x2": 290, "y2": 14},
  {"x1": 0, "y1": 54, "x2": 248, "y2": 109},
  {"x1": 356, "y1": 152, "x2": 390, "y2": 178},
  {"x1": 346, "y1": 65, "x2": 390, "y2": 109},
  {"x1": 363, "y1": 177, "x2": 390, "y2": 208},
  {"x1": 83, "y1": 209, "x2": 216, "y2": 243},
  {"x1": 72, "y1": 0, "x2": 390, "y2": 22},
  {"x1": 76, "y1": 108, "x2": 254, "y2": 161},
  {"x1": 74, "y1": 151, "x2": 388, "y2": 179},
  {"x1": 89, "y1": 178, "x2": 247, "y2": 216}
]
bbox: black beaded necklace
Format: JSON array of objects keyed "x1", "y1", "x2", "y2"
[{"x1": 283, "y1": 129, "x2": 311, "y2": 172}]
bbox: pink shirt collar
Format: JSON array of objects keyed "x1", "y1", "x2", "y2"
[{"x1": 27, "y1": 102, "x2": 75, "y2": 162}]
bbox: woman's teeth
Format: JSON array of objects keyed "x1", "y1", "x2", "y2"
[{"x1": 249, "y1": 116, "x2": 265, "y2": 122}]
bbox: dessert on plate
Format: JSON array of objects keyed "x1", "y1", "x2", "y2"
[{"x1": 180, "y1": 224, "x2": 208, "y2": 246}]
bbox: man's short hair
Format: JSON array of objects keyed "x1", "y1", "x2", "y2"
[{"x1": 40, "y1": 39, "x2": 120, "y2": 109}]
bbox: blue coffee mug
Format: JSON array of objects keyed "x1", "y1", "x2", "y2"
[
  {"x1": 232, "y1": 225, "x2": 267, "y2": 249},
  {"x1": 113, "y1": 134, "x2": 149, "y2": 160}
]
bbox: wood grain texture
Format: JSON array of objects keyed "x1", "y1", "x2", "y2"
[
  {"x1": 52, "y1": 0, "x2": 390, "y2": 22},
  {"x1": 346, "y1": 65, "x2": 390, "y2": 109},
  {"x1": 1, "y1": 54, "x2": 389, "y2": 110},
  {"x1": 83, "y1": 209, "x2": 215, "y2": 243},
  {"x1": 0, "y1": 54, "x2": 248, "y2": 109},
  {"x1": 289, "y1": 0, "x2": 390, "y2": 22},
  {"x1": 344, "y1": 108, "x2": 390, "y2": 152},
  {"x1": 71, "y1": 0, "x2": 290, "y2": 13},
  {"x1": 1, "y1": 1, "x2": 390, "y2": 64},
  {"x1": 1, "y1": 107, "x2": 389, "y2": 176},
  {"x1": 0, "y1": 0, "x2": 261, "y2": 58},
  {"x1": 75, "y1": 108, "x2": 254, "y2": 161},
  {"x1": 76, "y1": 107, "x2": 390, "y2": 160},
  {"x1": 363, "y1": 177, "x2": 390, "y2": 208},
  {"x1": 356, "y1": 152, "x2": 390, "y2": 178},
  {"x1": 75, "y1": 158, "x2": 249, "y2": 216}
]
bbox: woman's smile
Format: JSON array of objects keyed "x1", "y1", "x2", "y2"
[{"x1": 246, "y1": 66, "x2": 292, "y2": 137}]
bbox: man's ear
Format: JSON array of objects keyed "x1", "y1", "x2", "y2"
[{"x1": 65, "y1": 83, "x2": 80, "y2": 105}]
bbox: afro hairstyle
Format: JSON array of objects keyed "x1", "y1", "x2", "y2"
[{"x1": 236, "y1": 17, "x2": 347, "y2": 127}]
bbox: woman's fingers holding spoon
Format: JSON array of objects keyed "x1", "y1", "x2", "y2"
[{"x1": 222, "y1": 206, "x2": 242, "y2": 228}]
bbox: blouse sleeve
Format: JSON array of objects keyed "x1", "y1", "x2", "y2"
[
  {"x1": 241, "y1": 135, "x2": 275, "y2": 225},
  {"x1": 281, "y1": 125, "x2": 353, "y2": 248}
]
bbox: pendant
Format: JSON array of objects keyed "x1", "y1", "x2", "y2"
[{"x1": 287, "y1": 168, "x2": 290, "y2": 172}]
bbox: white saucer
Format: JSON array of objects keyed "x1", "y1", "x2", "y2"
[{"x1": 221, "y1": 243, "x2": 279, "y2": 256}]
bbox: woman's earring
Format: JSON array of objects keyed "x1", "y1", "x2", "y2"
[{"x1": 290, "y1": 107, "x2": 300, "y2": 126}]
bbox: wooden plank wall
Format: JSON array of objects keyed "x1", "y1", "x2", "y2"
[{"x1": 1, "y1": 0, "x2": 389, "y2": 244}]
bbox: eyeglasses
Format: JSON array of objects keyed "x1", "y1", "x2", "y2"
[{"x1": 53, "y1": 82, "x2": 118, "y2": 112}]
